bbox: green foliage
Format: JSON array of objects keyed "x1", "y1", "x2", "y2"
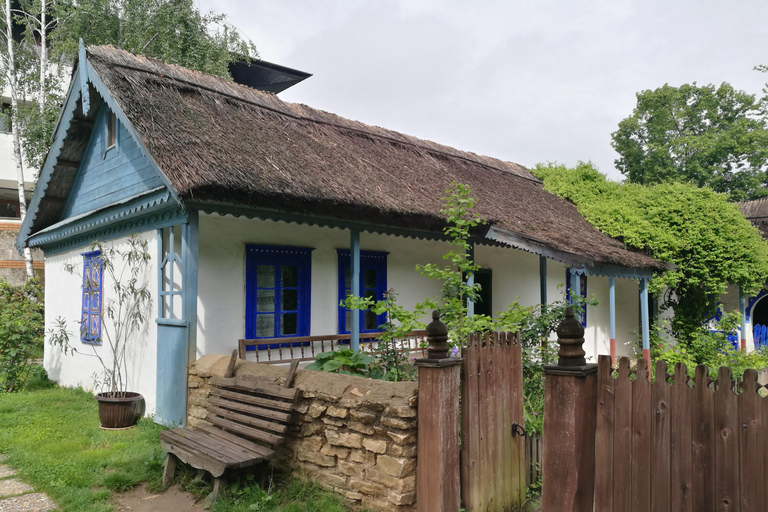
[
  {"x1": 304, "y1": 349, "x2": 374, "y2": 376},
  {"x1": 611, "y1": 82, "x2": 768, "y2": 201},
  {"x1": 0, "y1": 278, "x2": 44, "y2": 393},
  {"x1": 210, "y1": 476, "x2": 352, "y2": 512},
  {"x1": 51, "y1": 0, "x2": 259, "y2": 78},
  {"x1": 532, "y1": 161, "x2": 768, "y2": 343}
]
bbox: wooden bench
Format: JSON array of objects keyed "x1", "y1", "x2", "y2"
[{"x1": 160, "y1": 354, "x2": 299, "y2": 502}]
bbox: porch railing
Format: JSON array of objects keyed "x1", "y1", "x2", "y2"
[{"x1": 238, "y1": 330, "x2": 428, "y2": 364}]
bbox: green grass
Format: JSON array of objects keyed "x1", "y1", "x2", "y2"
[{"x1": 0, "y1": 384, "x2": 357, "y2": 512}]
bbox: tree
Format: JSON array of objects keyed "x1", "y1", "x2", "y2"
[
  {"x1": 532, "y1": 161, "x2": 768, "y2": 344},
  {"x1": 612, "y1": 83, "x2": 768, "y2": 202}
]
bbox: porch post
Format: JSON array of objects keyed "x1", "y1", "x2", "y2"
[
  {"x1": 539, "y1": 256, "x2": 547, "y2": 310},
  {"x1": 541, "y1": 307, "x2": 597, "y2": 512},
  {"x1": 350, "y1": 229, "x2": 360, "y2": 351},
  {"x1": 415, "y1": 312, "x2": 461, "y2": 512},
  {"x1": 609, "y1": 276, "x2": 616, "y2": 364},
  {"x1": 182, "y1": 211, "x2": 199, "y2": 364},
  {"x1": 740, "y1": 287, "x2": 747, "y2": 351},
  {"x1": 466, "y1": 243, "x2": 475, "y2": 316},
  {"x1": 640, "y1": 277, "x2": 650, "y2": 367}
]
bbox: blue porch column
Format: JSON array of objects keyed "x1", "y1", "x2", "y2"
[
  {"x1": 350, "y1": 229, "x2": 360, "y2": 351},
  {"x1": 740, "y1": 287, "x2": 747, "y2": 351},
  {"x1": 466, "y1": 243, "x2": 475, "y2": 316},
  {"x1": 539, "y1": 256, "x2": 547, "y2": 310},
  {"x1": 182, "y1": 211, "x2": 199, "y2": 363},
  {"x1": 640, "y1": 278, "x2": 650, "y2": 368},
  {"x1": 609, "y1": 276, "x2": 616, "y2": 364}
]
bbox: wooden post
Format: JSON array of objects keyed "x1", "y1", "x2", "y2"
[
  {"x1": 541, "y1": 307, "x2": 598, "y2": 512},
  {"x1": 415, "y1": 311, "x2": 461, "y2": 512}
]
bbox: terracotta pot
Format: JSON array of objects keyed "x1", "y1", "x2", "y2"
[{"x1": 95, "y1": 392, "x2": 144, "y2": 429}]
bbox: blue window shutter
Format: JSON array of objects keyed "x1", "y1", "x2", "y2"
[
  {"x1": 81, "y1": 250, "x2": 103, "y2": 344},
  {"x1": 337, "y1": 249, "x2": 388, "y2": 335},
  {"x1": 245, "y1": 245, "x2": 313, "y2": 349},
  {"x1": 565, "y1": 270, "x2": 587, "y2": 328}
]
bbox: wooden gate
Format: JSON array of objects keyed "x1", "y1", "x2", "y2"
[{"x1": 461, "y1": 331, "x2": 526, "y2": 511}]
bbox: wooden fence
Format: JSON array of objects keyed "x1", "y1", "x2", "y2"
[
  {"x1": 525, "y1": 434, "x2": 543, "y2": 487},
  {"x1": 594, "y1": 355, "x2": 767, "y2": 512}
]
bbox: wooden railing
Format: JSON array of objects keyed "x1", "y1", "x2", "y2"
[{"x1": 238, "y1": 330, "x2": 428, "y2": 364}]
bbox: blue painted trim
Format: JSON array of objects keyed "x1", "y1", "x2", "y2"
[
  {"x1": 245, "y1": 245, "x2": 313, "y2": 348},
  {"x1": 337, "y1": 249, "x2": 388, "y2": 336},
  {"x1": 155, "y1": 318, "x2": 189, "y2": 327},
  {"x1": 609, "y1": 276, "x2": 616, "y2": 340},
  {"x1": 539, "y1": 256, "x2": 547, "y2": 309},
  {"x1": 746, "y1": 291, "x2": 768, "y2": 324},
  {"x1": 156, "y1": 229, "x2": 163, "y2": 319},
  {"x1": 740, "y1": 287, "x2": 747, "y2": 341},
  {"x1": 15, "y1": 73, "x2": 83, "y2": 253},
  {"x1": 80, "y1": 250, "x2": 103, "y2": 344},
  {"x1": 79, "y1": 40, "x2": 90, "y2": 116},
  {"x1": 182, "y1": 211, "x2": 199, "y2": 364},
  {"x1": 582, "y1": 263, "x2": 655, "y2": 281},
  {"x1": 350, "y1": 230, "x2": 360, "y2": 351},
  {"x1": 640, "y1": 278, "x2": 650, "y2": 351},
  {"x1": 566, "y1": 268, "x2": 587, "y2": 327},
  {"x1": 466, "y1": 243, "x2": 475, "y2": 316},
  {"x1": 83, "y1": 58, "x2": 182, "y2": 206}
]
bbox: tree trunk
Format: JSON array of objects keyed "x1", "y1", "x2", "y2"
[{"x1": 5, "y1": 0, "x2": 34, "y2": 280}]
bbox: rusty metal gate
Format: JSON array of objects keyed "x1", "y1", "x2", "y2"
[{"x1": 461, "y1": 331, "x2": 527, "y2": 511}]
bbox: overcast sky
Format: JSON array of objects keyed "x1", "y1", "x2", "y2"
[{"x1": 198, "y1": 0, "x2": 768, "y2": 181}]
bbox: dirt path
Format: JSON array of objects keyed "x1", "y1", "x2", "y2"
[{"x1": 113, "y1": 484, "x2": 205, "y2": 512}]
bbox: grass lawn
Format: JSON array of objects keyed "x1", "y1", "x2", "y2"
[{"x1": 0, "y1": 381, "x2": 353, "y2": 512}]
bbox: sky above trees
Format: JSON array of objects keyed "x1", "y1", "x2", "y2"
[{"x1": 197, "y1": 0, "x2": 768, "y2": 181}]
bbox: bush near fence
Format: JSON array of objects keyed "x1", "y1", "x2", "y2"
[{"x1": 188, "y1": 354, "x2": 418, "y2": 511}]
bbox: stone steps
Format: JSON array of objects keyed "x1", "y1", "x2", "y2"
[{"x1": 0, "y1": 455, "x2": 58, "y2": 512}]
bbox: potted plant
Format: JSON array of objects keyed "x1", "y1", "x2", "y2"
[{"x1": 50, "y1": 234, "x2": 152, "y2": 429}]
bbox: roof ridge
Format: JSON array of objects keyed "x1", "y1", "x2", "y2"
[{"x1": 87, "y1": 45, "x2": 541, "y2": 185}]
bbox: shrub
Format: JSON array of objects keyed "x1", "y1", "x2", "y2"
[{"x1": 0, "y1": 278, "x2": 44, "y2": 392}]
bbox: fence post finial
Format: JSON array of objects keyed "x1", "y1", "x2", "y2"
[
  {"x1": 426, "y1": 310, "x2": 449, "y2": 359},
  {"x1": 556, "y1": 306, "x2": 586, "y2": 366}
]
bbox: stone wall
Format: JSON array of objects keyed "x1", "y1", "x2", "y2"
[{"x1": 188, "y1": 354, "x2": 419, "y2": 511}]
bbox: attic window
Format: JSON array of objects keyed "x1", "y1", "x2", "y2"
[{"x1": 106, "y1": 112, "x2": 116, "y2": 149}]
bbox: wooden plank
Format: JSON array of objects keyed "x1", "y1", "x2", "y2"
[
  {"x1": 206, "y1": 415, "x2": 284, "y2": 446},
  {"x1": 177, "y1": 429, "x2": 263, "y2": 464},
  {"x1": 651, "y1": 360, "x2": 671, "y2": 512},
  {"x1": 160, "y1": 429, "x2": 238, "y2": 465},
  {"x1": 762, "y1": 382, "x2": 768, "y2": 507},
  {"x1": 631, "y1": 357, "x2": 651, "y2": 512},
  {"x1": 489, "y1": 333, "x2": 502, "y2": 512},
  {"x1": 460, "y1": 338, "x2": 472, "y2": 508},
  {"x1": 612, "y1": 357, "x2": 633, "y2": 511},
  {"x1": 594, "y1": 355, "x2": 615, "y2": 512},
  {"x1": 464, "y1": 333, "x2": 482, "y2": 511},
  {"x1": 207, "y1": 406, "x2": 287, "y2": 436},
  {"x1": 739, "y1": 369, "x2": 764, "y2": 511},
  {"x1": 283, "y1": 359, "x2": 300, "y2": 388},
  {"x1": 692, "y1": 365, "x2": 716, "y2": 512},
  {"x1": 195, "y1": 425, "x2": 274, "y2": 460},
  {"x1": 509, "y1": 331, "x2": 526, "y2": 508},
  {"x1": 211, "y1": 375, "x2": 298, "y2": 400},
  {"x1": 497, "y1": 332, "x2": 511, "y2": 509},
  {"x1": 160, "y1": 439, "x2": 227, "y2": 478},
  {"x1": 224, "y1": 350, "x2": 238, "y2": 378},
  {"x1": 208, "y1": 388, "x2": 294, "y2": 413},
  {"x1": 207, "y1": 396, "x2": 292, "y2": 423},
  {"x1": 715, "y1": 366, "x2": 740, "y2": 511},
  {"x1": 670, "y1": 363, "x2": 692, "y2": 512},
  {"x1": 478, "y1": 333, "x2": 491, "y2": 512}
]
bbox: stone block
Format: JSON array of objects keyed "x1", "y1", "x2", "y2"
[
  {"x1": 303, "y1": 435, "x2": 325, "y2": 452},
  {"x1": 367, "y1": 468, "x2": 416, "y2": 493},
  {"x1": 322, "y1": 417, "x2": 345, "y2": 427},
  {"x1": 320, "y1": 443, "x2": 350, "y2": 459},
  {"x1": 384, "y1": 404, "x2": 417, "y2": 418},
  {"x1": 349, "y1": 408, "x2": 377, "y2": 424},
  {"x1": 389, "y1": 443, "x2": 417, "y2": 458},
  {"x1": 308, "y1": 402, "x2": 327, "y2": 418},
  {"x1": 337, "y1": 460, "x2": 365, "y2": 479},
  {"x1": 377, "y1": 455, "x2": 416, "y2": 478},
  {"x1": 362, "y1": 495, "x2": 393, "y2": 511},
  {"x1": 349, "y1": 478, "x2": 387, "y2": 496},
  {"x1": 387, "y1": 430, "x2": 416, "y2": 445},
  {"x1": 188, "y1": 395, "x2": 207, "y2": 407},
  {"x1": 300, "y1": 421, "x2": 325, "y2": 436},
  {"x1": 189, "y1": 406, "x2": 207, "y2": 419},
  {"x1": 326, "y1": 405, "x2": 349, "y2": 418},
  {"x1": 295, "y1": 401, "x2": 310, "y2": 414},
  {"x1": 362, "y1": 438, "x2": 387, "y2": 454},
  {"x1": 349, "y1": 449, "x2": 376, "y2": 465},
  {"x1": 339, "y1": 489, "x2": 364, "y2": 501},
  {"x1": 297, "y1": 448, "x2": 337, "y2": 467},
  {"x1": 315, "y1": 471, "x2": 347, "y2": 489},
  {"x1": 348, "y1": 421, "x2": 375, "y2": 435},
  {"x1": 325, "y1": 430, "x2": 363, "y2": 448},
  {"x1": 381, "y1": 416, "x2": 416, "y2": 430},
  {"x1": 388, "y1": 490, "x2": 417, "y2": 506}
]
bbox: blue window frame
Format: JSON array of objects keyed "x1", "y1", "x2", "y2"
[
  {"x1": 337, "y1": 249, "x2": 388, "y2": 334},
  {"x1": 81, "y1": 250, "x2": 103, "y2": 344},
  {"x1": 566, "y1": 270, "x2": 587, "y2": 328},
  {"x1": 245, "y1": 245, "x2": 313, "y2": 349}
]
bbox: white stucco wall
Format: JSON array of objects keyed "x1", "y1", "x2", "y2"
[
  {"x1": 196, "y1": 214, "x2": 644, "y2": 363},
  {"x1": 43, "y1": 232, "x2": 159, "y2": 413}
]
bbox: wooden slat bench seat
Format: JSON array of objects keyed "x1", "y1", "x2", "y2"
[{"x1": 160, "y1": 354, "x2": 299, "y2": 502}]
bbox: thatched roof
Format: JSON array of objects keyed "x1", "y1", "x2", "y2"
[
  {"x1": 27, "y1": 45, "x2": 666, "y2": 271},
  {"x1": 740, "y1": 197, "x2": 768, "y2": 238}
]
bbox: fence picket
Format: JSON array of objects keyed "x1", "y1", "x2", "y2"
[
  {"x1": 739, "y1": 369, "x2": 764, "y2": 511},
  {"x1": 671, "y1": 362, "x2": 693, "y2": 512},
  {"x1": 651, "y1": 360, "x2": 671, "y2": 512},
  {"x1": 692, "y1": 365, "x2": 716, "y2": 512},
  {"x1": 594, "y1": 355, "x2": 615, "y2": 512},
  {"x1": 613, "y1": 357, "x2": 633, "y2": 511},
  {"x1": 715, "y1": 366, "x2": 740, "y2": 511},
  {"x1": 508, "y1": 332, "x2": 526, "y2": 504},
  {"x1": 496, "y1": 333, "x2": 511, "y2": 508},
  {"x1": 631, "y1": 358, "x2": 651, "y2": 512}
]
